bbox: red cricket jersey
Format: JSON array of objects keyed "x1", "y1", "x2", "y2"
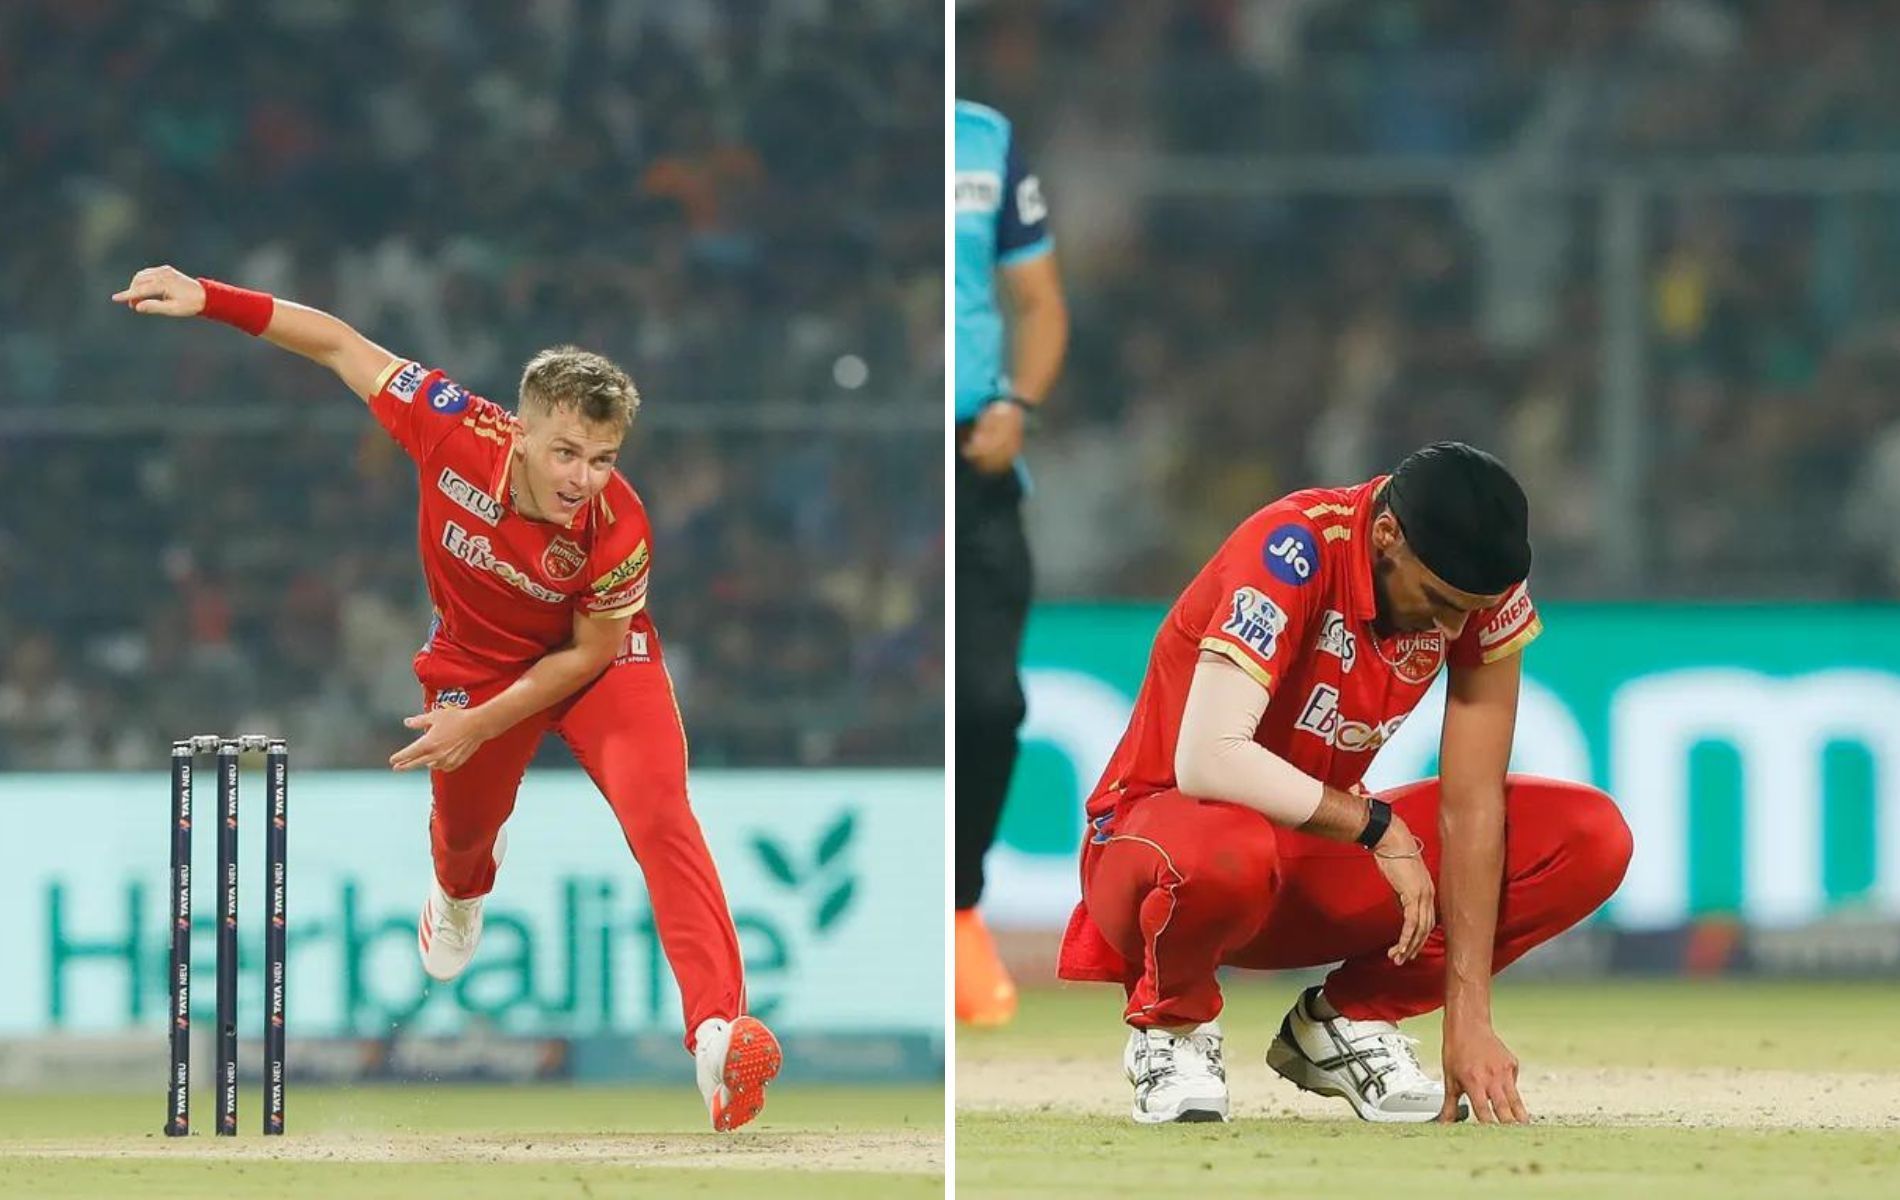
[
  {"x1": 1086, "y1": 476, "x2": 1541, "y2": 818},
  {"x1": 366, "y1": 359, "x2": 655, "y2": 684}
]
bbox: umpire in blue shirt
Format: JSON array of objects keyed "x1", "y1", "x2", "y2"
[{"x1": 954, "y1": 99, "x2": 1069, "y2": 1025}]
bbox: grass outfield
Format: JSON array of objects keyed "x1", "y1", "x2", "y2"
[
  {"x1": 957, "y1": 978, "x2": 1900, "y2": 1199},
  {"x1": 0, "y1": 1083, "x2": 943, "y2": 1199}
]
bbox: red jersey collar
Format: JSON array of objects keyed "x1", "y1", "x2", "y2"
[
  {"x1": 1343, "y1": 475, "x2": 1390, "y2": 625},
  {"x1": 493, "y1": 435, "x2": 595, "y2": 533}
]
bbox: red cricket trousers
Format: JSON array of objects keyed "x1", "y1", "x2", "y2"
[
  {"x1": 1079, "y1": 775, "x2": 1633, "y2": 1026},
  {"x1": 416, "y1": 641, "x2": 744, "y2": 1050}
]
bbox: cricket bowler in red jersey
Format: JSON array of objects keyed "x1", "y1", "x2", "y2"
[
  {"x1": 113, "y1": 265, "x2": 780, "y2": 1131},
  {"x1": 1056, "y1": 443, "x2": 1632, "y2": 1126}
]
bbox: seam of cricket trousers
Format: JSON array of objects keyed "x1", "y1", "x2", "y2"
[{"x1": 1105, "y1": 834, "x2": 1185, "y2": 1022}]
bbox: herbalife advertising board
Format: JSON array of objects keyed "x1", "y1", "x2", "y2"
[
  {"x1": 990, "y1": 604, "x2": 1900, "y2": 933},
  {"x1": 0, "y1": 770, "x2": 942, "y2": 1039}
]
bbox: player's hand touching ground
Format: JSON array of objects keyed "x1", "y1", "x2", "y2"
[
  {"x1": 390, "y1": 706, "x2": 496, "y2": 774},
  {"x1": 1440, "y1": 1019, "x2": 1530, "y2": 1124},
  {"x1": 1373, "y1": 813, "x2": 1435, "y2": 965},
  {"x1": 112, "y1": 266, "x2": 205, "y2": 317},
  {"x1": 961, "y1": 397, "x2": 1026, "y2": 473}
]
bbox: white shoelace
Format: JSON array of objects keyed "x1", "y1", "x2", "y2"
[
  {"x1": 429, "y1": 892, "x2": 480, "y2": 950},
  {"x1": 1137, "y1": 1028, "x2": 1225, "y2": 1087},
  {"x1": 1328, "y1": 1017, "x2": 1433, "y2": 1095}
]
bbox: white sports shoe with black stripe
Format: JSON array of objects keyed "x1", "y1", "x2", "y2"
[
  {"x1": 418, "y1": 828, "x2": 507, "y2": 982},
  {"x1": 1123, "y1": 1021, "x2": 1230, "y2": 1124},
  {"x1": 1266, "y1": 986, "x2": 1467, "y2": 1123}
]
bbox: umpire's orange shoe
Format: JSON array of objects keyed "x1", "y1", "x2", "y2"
[
  {"x1": 695, "y1": 1016, "x2": 782, "y2": 1131},
  {"x1": 956, "y1": 908, "x2": 1018, "y2": 1026}
]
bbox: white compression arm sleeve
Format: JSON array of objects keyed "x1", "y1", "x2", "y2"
[{"x1": 1174, "y1": 655, "x2": 1326, "y2": 826}]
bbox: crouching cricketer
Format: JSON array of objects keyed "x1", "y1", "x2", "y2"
[
  {"x1": 1057, "y1": 442, "x2": 1632, "y2": 1125},
  {"x1": 114, "y1": 265, "x2": 780, "y2": 1131}
]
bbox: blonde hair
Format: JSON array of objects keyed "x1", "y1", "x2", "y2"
[{"x1": 518, "y1": 345, "x2": 640, "y2": 430}]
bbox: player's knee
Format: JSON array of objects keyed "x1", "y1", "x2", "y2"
[
  {"x1": 1564, "y1": 785, "x2": 1634, "y2": 902},
  {"x1": 1170, "y1": 839, "x2": 1279, "y2": 928},
  {"x1": 439, "y1": 824, "x2": 500, "y2": 857},
  {"x1": 607, "y1": 772, "x2": 690, "y2": 846}
]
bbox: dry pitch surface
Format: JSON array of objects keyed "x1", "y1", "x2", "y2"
[
  {"x1": 0, "y1": 1083, "x2": 942, "y2": 1198},
  {"x1": 958, "y1": 978, "x2": 1900, "y2": 1198}
]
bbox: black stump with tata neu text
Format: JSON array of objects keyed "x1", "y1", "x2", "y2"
[{"x1": 165, "y1": 734, "x2": 288, "y2": 1136}]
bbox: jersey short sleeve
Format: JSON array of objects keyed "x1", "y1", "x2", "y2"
[
  {"x1": 997, "y1": 139, "x2": 1052, "y2": 266},
  {"x1": 1450, "y1": 580, "x2": 1543, "y2": 668},
  {"x1": 580, "y1": 491, "x2": 651, "y2": 620},
  {"x1": 367, "y1": 360, "x2": 480, "y2": 463},
  {"x1": 1196, "y1": 514, "x2": 1325, "y2": 695}
]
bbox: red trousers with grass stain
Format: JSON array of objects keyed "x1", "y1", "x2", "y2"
[
  {"x1": 415, "y1": 640, "x2": 745, "y2": 1050},
  {"x1": 1074, "y1": 775, "x2": 1632, "y2": 1027}
]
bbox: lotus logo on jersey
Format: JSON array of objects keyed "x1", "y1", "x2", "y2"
[
  {"x1": 1221, "y1": 587, "x2": 1289, "y2": 660},
  {"x1": 542, "y1": 537, "x2": 586, "y2": 583},
  {"x1": 1293, "y1": 683, "x2": 1408, "y2": 753},
  {"x1": 1317, "y1": 610, "x2": 1357, "y2": 673},
  {"x1": 437, "y1": 467, "x2": 502, "y2": 526}
]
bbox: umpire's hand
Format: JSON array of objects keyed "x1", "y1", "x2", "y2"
[{"x1": 961, "y1": 398, "x2": 1025, "y2": 473}]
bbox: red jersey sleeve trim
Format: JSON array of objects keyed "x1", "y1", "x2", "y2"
[
  {"x1": 586, "y1": 598, "x2": 646, "y2": 620},
  {"x1": 1198, "y1": 636, "x2": 1276, "y2": 693},
  {"x1": 369, "y1": 358, "x2": 407, "y2": 399},
  {"x1": 1480, "y1": 615, "x2": 1543, "y2": 665}
]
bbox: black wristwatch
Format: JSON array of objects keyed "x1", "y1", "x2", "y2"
[{"x1": 1356, "y1": 797, "x2": 1393, "y2": 850}]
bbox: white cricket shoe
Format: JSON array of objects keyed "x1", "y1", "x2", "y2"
[
  {"x1": 418, "y1": 828, "x2": 507, "y2": 982},
  {"x1": 1266, "y1": 986, "x2": 1467, "y2": 1123},
  {"x1": 694, "y1": 1016, "x2": 783, "y2": 1132},
  {"x1": 1123, "y1": 1021, "x2": 1230, "y2": 1124}
]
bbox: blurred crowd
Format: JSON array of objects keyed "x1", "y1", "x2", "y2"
[
  {"x1": 0, "y1": 0, "x2": 942, "y2": 770},
  {"x1": 960, "y1": 0, "x2": 1900, "y2": 600}
]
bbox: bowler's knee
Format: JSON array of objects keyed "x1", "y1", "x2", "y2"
[
  {"x1": 1164, "y1": 825, "x2": 1280, "y2": 930},
  {"x1": 1563, "y1": 785, "x2": 1634, "y2": 904}
]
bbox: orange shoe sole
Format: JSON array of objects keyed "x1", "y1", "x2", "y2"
[{"x1": 712, "y1": 1016, "x2": 783, "y2": 1131}]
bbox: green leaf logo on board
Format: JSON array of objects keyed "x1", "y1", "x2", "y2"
[{"x1": 750, "y1": 810, "x2": 858, "y2": 935}]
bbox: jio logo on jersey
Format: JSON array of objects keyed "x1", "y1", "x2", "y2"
[
  {"x1": 426, "y1": 379, "x2": 471, "y2": 414},
  {"x1": 1263, "y1": 523, "x2": 1319, "y2": 586},
  {"x1": 1221, "y1": 586, "x2": 1289, "y2": 660}
]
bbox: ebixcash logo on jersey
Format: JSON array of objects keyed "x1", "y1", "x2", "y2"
[{"x1": 1294, "y1": 683, "x2": 1408, "y2": 753}]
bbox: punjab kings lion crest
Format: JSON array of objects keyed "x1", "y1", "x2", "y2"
[
  {"x1": 1384, "y1": 631, "x2": 1444, "y2": 684},
  {"x1": 542, "y1": 536, "x2": 587, "y2": 583}
]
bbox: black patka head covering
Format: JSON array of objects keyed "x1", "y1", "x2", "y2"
[{"x1": 1383, "y1": 442, "x2": 1531, "y2": 595}]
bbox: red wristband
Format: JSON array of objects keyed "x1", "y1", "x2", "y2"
[{"x1": 197, "y1": 278, "x2": 274, "y2": 336}]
